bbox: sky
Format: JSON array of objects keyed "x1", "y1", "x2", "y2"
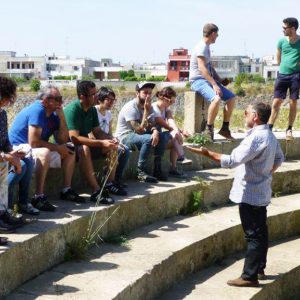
[{"x1": 0, "y1": 0, "x2": 299, "y2": 64}]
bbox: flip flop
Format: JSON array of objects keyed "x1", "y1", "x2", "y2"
[{"x1": 0, "y1": 237, "x2": 8, "y2": 246}]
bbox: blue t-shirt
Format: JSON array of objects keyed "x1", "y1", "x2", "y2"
[{"x1": 9, "y1": 100, "x2": 60, "y2": 145}]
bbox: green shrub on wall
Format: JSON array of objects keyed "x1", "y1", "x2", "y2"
[{"x1": 30, "y1": 79, "x2": 41, "y2": 92}]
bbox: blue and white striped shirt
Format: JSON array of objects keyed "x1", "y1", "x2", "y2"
[{"x1": 221, "y1": 125, "x2": 284, "y2": 206}]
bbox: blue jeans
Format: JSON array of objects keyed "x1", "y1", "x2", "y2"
[
  {"x1": 7, "y1": 157, "x2": 34, "y2": 207},
  {"x1": 122, "y1": 132, "x2": 166, "y2": 170},
  {"x1": 115, "y1": 144, "x2": 130, "y2": 181}
]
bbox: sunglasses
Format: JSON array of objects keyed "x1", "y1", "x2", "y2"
[
  {"x1": 282, "y1": 26, "x2": 292, "y2": 30},
  {"x1": 47, "y1": 95, "x2": 63, "y2": 103}
]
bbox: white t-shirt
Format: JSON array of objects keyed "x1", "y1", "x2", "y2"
[
  {"x1": 189, "y1": 40, "x2": 213, "y2": 81},
  {"x1": 95, "y1": 106, "x2": 112, "y2": 134}
]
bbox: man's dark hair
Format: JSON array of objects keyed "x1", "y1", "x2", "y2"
[
  {"x1": 0, "y1": 76, "x2": 17, "y2": 104},
  {"x1": 283, "y1": 17, "x2": 298, "y2": 30},
  {"x1": 251, "y1": 101, "x2": 271, "y2": 124},
  {"x1": 203, "y1": 23, "x2": 219, "y2": 37},
  {"x1": 96, "y1": 86, "x2": 115, "y2": 103},
  {"x1": 77, "y1": 80, "x2": 96, "y2": 98}
]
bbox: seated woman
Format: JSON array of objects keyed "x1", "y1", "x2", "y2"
[
  {"x1": 0, "y1": 77, "x2": 36, "y2": 244},
  {"x1": 94, "y1": 86, "x2": 130, "y2": 191},
  {"x1": 152, "y1": 87, "x2": 191, "y2": 178}
]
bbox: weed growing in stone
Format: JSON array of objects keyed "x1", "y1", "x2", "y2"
[
  {"x1": 65, "y1": 146, "x2": 126, "y2": 261},
  {"x1": 185, "y1": 133, "x2": 211, "y2": 145}
]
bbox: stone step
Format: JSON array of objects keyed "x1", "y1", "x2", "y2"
[
  {"x1": 1, "y1": 160, "x2": 300, "y2": 297},
  {"x1": 41, "y1": 133, "x2": 300, "y2": 197},
  {"x1": 7, "y1": 193, "x2": 300, "y2": 299},
  {"x1": 158, "y1": 237, "x2": 300, "y2": 300}
]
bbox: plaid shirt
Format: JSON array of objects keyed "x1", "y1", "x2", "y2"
[{"x1": 221, "y1": 125, "x2": 284, "y2": 206}]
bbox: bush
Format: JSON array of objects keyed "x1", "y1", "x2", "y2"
[
  {"x1": 234, "y1": 86, "x2": 246, "y2": 97},
  {"x1": 145, "y1": 76, "x2": 166, "y2": 81},
  {"x1": 30, "y1": 79, "x2": 41, "y2": 92},
  {"x1": 53, "y1": 75, "x2": 77, "y2": 80}
]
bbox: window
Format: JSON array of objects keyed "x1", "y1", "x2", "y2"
[
  {"x1": 22, "y1": 63, "x2": 25, "y2": 69},
  {"x1": 7, "y1": 62, "x2": 10, "y2": 69},
  {"x1": 256, "y1": 67, "x2": 260, "y2": 73},
  {"x1": 140, "y1": 74, "x2": 146, "y2": 78},
  {"x1": 17, "y1": 64, "x2": 20, "y2": 69}
]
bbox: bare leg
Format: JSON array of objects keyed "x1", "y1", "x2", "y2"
[
  {"x1": 207, "y1": 96, "x2": 221, "y2": 125},
  {"x1": 61, "y1": 153, "x2": 76, "y2": 188},
  {"x1": 288, "y1": 99, "x2": 297, "y2": 127},
  {"x1": 223, "y1": 97, "x2": 235, "y2": 122},
  {"x1": 168, "y1": 140, "x2": 177, "y2": 169},
  {"x1": 78, "y1": 145, "x2": 100, "y2": 193},
  {"x1": 34, "y1": 148, "x2": 51, "y2": 195},
  {"x1": 268, "y1": 98, "x2": 283, "y2": 126}
]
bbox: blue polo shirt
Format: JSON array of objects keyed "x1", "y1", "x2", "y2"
[{"x1": 9, "y1": 100, "x2": 60, "y2": 145}]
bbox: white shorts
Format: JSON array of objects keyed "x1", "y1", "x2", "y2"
[{"x1": 31, "y1": 148, "x2": 62, "y2": 168}]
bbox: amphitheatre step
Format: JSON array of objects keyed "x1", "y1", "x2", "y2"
[
  {"x1": 7, "y1": 193, "x2": 300, "y2": 300},
  {"x1": 1, "y1": 160, "x2": 300, "y2": 297},
  {"x1": 41, "y1": 132, "x2": 300, "y2": 197},
  {"x1": 158, "y1": 237, "x2": 300, "y2": 300}
]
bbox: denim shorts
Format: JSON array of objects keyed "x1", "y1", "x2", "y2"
[
  {"x1": 274, "y1": 72, "x2": 300, "y2": 100},
  {"x1": 191, "y1": 78, "x2": 235, "y2": 102}
]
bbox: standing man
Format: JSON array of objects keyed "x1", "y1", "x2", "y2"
[
  {"x1": 186, "y1": 102, "x2": 284, "y2": 287},
  {"x1": 115, "y1": 82, "x2": 167, "y2": 183},
  {"x1": 269, "y1": 17, "x2": 300, "y2": 140},
  {"x1": 64, "y1": 81, "x2": 125, "y2": 205},
  {"x1": 189, "y1": 23, "x2": 236, "y2": 141},
  {"x1": 9, "y1": 85, "x2": 84, "y2": 212}
]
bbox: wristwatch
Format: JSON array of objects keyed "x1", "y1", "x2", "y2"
[{"x1": 0, "y1": 152, "x2": 7, "y2": 162}]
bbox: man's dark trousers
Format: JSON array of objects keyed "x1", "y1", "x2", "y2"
[{"x1": 239, "y1": 202, "x2": 268, "y2": 280}]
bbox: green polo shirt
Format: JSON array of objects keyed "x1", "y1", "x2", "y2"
[
  {"x1": 277, "y1": 37, "x2": 300, "y2": 74},
  {"x1": 64, "y1": 99, "x2": 99, "y2": 137}
]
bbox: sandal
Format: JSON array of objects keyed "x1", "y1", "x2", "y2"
[{"x1": 0, "y1": 236, "x2": 8, "y2": 246}]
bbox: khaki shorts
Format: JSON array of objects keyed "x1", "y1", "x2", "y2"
[{"x1": 32, "y1": 148, "x2": 62, "y2": 168}]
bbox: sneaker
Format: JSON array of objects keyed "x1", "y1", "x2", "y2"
[
  {"x1": 218, "y1": 128, "x2": 234, "y2": 140},
  {"x1": 2, "y1": 210, "x2": 24, "y2": 226},
  {"x1": 203, "y1": 127, "x2": 214, "y2": 141},
  {"x1": 19, "y1": 203, "x2": 40, "y2": 215},
  {"x1": 227, "y1": 277, "x2": 259, "y2": 287},
  {"x1": 106, "y1": 182, "x2": 127, "y2": 196},
  {"x1": 114, "y1": 180, "x2": 128, "y2": 189},
  {"x1": 90, "y1": 189, "x2": 115, "y2": 205},
  {"x1": 177, "y1": 157, "x2": 193, "y2": 165},
  {"x1": 286, "y1": 129, "x2": 294, "y2": 141},
  {"x1": 0, "y1": 218, "x2": 16, "y2": 233},
  {"x1": 153, "y1": 166, "x2": 168, "y2": 182},
  {"x1": 137, "y1": 168, "x2": 158, "y2": 183},
  {"x1": 169, "y1": 168, "x2": 187, "y2": 178},
  {"x1": 60, "y1": 189, "x2": 86, "y2": 203},
  {"x1": 32, "y1": 195, "x2": 56, "y2": 212}
]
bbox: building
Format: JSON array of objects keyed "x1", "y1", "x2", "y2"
[
  {"x1": 262, "y1": 55, "x2": 279, "y2": 80},
  {"x1": 93, "y1": 59, "x2": 122, "y2": 81},
  {"x1": 167, "y1": 48, "x2": 190, "y2": 82},
  {"x1": 133, "y1": 63, "x2": 167, "y2": 79},
  {"x1": 0, "y1": 51, "x2": 48, "y2": 79},
  {"x1": 0, "y1": 51, "x2": 100, "y2": 80}
]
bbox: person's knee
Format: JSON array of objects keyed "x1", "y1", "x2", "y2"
[
  {"x1": 211, "y1": 96, "x2": 221, "y2": 105},
  {"x1": 272, "y1": 99, "x2": 282, "y2": 110},
  {"x1": 36, "y1": 148, "x2": 51, "y2": 163},
  {"x1": 77, "y1": 145, "x2": 91, "y2": 158}
]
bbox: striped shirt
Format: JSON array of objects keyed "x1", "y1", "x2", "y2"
[{"x1": 221, "y1": 125, "x2": 284, "y2": 206}]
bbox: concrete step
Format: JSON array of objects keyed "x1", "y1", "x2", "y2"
[
  {"x1": 41, "y1": 133, "x2": 300, "y2": 197},
  {"x1": 158, "y1": 237, "x2": 300, "y2": 300},
  {"x1": 1, "y1": 160, "x2": 300, "y2": 297},
  {"x1": 7, "y1": 193, "x2": 300, "y2": 300}
]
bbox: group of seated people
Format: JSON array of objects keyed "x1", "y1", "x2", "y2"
[{"x1": 0, "y1": 77, "x2": 191, "y2": 245}]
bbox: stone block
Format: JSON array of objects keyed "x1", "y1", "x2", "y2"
[{"x1": 184, "y1": 91, "x2": 209, "y2": 134}]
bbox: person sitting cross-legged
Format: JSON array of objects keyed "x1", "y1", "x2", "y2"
[{"x1": 115, "y1": 82, "x2": 167, "y2": 183}]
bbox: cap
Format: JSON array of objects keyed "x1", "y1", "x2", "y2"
[{"x1": 135, "y1": 81, "x2": 156, "y2": 91}]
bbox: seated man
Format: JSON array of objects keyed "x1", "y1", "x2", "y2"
[
  {"x1": 9, "y1": 85, "x2": 84, "y2": 212},
  {"x1": 115, "y1": 82, "x2": 167, "y2": 183},
  {"x1": 189, "y1": 23, "x2": 235, "y2": 141},
  {"x1": 64, "y1": 81, "x2": 126, "y2": 205}
]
